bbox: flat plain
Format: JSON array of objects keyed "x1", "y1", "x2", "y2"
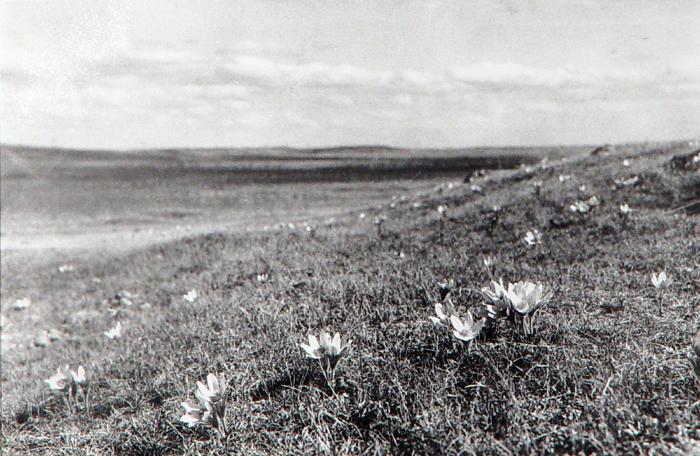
[{"x1": 1, "y1": 141, "x2": 699, "y2": 454}]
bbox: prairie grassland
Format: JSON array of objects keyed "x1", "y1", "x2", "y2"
[
  {"x1": 1, "y1": 142, "x2": 699, "y2": 454},
  {"x1": 0, "y1": 145, "x2": 541, "y2": 256}
]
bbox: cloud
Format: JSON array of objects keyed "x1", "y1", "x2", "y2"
[
  {"x1": 392, "y1": 94, "x2": 414, "y2": 106},
  {"x1": 3, "y1": 36, "x2": 698, "y2": 149},
  {"x1": 225, "y1": 56, "x2": 394, "y2": 87}
]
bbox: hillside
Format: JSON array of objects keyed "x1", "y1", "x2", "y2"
[{"x1": 1, "y1": 141, "x2": 699, "y2": 454}]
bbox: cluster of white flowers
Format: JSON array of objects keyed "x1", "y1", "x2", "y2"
[
  {"x1": 482, "y1": 280, "x2": 552, "y2": 336},
  {"x1": 183, "y1": 289, "x2": 198, "y2": 303},
  {"x1": 568, "y1": 195, "x2": 599, "y2": 214},
  {"x1": 429, "y1": 294, "x2": 485, "y2": 344},
  {"x1": 569, "y1": 200, "x2": 590, "y2": 214},
  {"x1": 429, "y1": 273, "x2": 551, "y2": 341},
  {"x1": 45, "y1": 365, "x2": 89, "y2": 413},
  {"x1": 524, "y1": 229, "x2": 542, "y2": 246},
  {"x1": 256, "y1": 273, "x2": 269, "y2": 283},
  {"x1": 57, "y1": 264, "x2": 74, "y2": 273},
  {"x1": 180, "y1": 373, "x2": 228, "y2": 439}
]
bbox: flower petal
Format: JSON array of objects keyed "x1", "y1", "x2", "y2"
[
  {"x1": 180, "y1": 413, "x2": 201, "y2": 427},
  {"x1": 307, "y1": 334, "x2": 319, "y2": 350},
  {"x1": 450, "y1": 315, "x2": 464, "y2": 332},
  {"x1": 207, "y1": 373, "x2": 219, "y2": 394}
]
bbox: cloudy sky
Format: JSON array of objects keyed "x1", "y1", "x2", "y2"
[{"x1": 1, "y1": 0, "x2": 699, "y2": 149}]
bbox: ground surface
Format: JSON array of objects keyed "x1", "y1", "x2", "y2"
[{"x1": 1, "y1": 141, "x2": 699, "y2": 454}]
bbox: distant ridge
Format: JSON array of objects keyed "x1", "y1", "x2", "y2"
[
  {"x1": 0, "y1": 144, "x2": 401, "y2": 155},
  {"x1": 303, "y1": 145, "x2": 400, "y2": 154}
]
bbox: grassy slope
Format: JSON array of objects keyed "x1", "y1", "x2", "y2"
[{"x1": 1, "y1": 142, "x2": 699, "y2": 455}]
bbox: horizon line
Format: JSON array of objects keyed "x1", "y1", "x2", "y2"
[{"x1": 2, "y1": 137, "x2": 698, "y2": 154}]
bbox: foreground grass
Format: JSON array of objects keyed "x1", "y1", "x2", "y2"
[{"x1": 1, "y1": 141, "x2": 699, "y2": 454}]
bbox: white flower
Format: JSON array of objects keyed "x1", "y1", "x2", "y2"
[
  {"x1": 578, "y1": 185, "x2": 587, "y2": 192},
  {"x1": 359, "y1": 212, "x2": 366, "y2": 219},
  {"x1": 482, "y1": 279, "x2": 510, "y2": 320},
  {"x1": 437, "y1": 205, "x2": 447, "y2": 217},
  {"x1": 180, "y1": 400, "x2": 208, "y2": 427},
  {"x1": 651, "y1": 271, "x2": 673, "y2": 289},
  {"x1": 569, "y1": 201, "x2": 590, "y2": 213},
  {"x1": 558, "y1": 174, "x2": 571, "y2": 182},
  {"x1": 620, "y1": 204, "x2": 631, "y2": 215},
  {"x1": 496, "y1": 281, "x2": 552, "y2": 335},
  {"x1": 524, "y1": 230, "x2": 542, "y2": 246},
  {"x1": 492, "y1": 205, "x2": 502, "y2": 213},
  {"x1": 70, "y1": 365, "x2": 88, "y2": 386},
  {"x1": 196, "y1": 373, "x2": 226, "y2": 404},
  {"x1": 300, "y1": 331, "x2": 351, "y2": 365},
  {"x1": 428, "y1": 299, "x2": 456, "y2": 327},
  {"x1": 504, "y1": 281, "x2": 552, "y2": 315},
  {"x1": 614, "y1": 176, "x2": 639, "y2": 187},
  {"x1": 471, "y1": 184, "x2": 483, "y2": 194},
  {"x1": 321, "y1": 332, "x2": 350, "y2": 358},
  {"x1": 505, "y1": 281, "x2": 551, "y2": 314},
  {"x1": 58, "y1": 264, "x2": 74, "y2": 273},
  {"x1": 12, "y1": 298, "x2": 31, "y2": 310},
  {"x1": 586, "y1": 195, "x2": 600, "y2": 207},
  {"x1": 374, "y1": 215, "x2": 386, "y2": 225},
  {"x1": 482, "y1": 278, "x2": 507, "y2": 303},
  {"x1": 104, "y1": 321, "x2": 122, "y2": 339},
  {"x1": 183, "y1": 289, "x2": 198, "y2": 303},
  {"x1": 45, "y1": 367, "x2": 70, "y2": 392},
  {"x1": 532, "y1": 180, "x2": 543, "y2": 188},
  {"x1": 300, "y1": 334, "x2": 322, "y2": 359},
  {"x1": 622, "y1": 159, "x2": 630, "y2": 167},
  {"x1": 412, "y1": 202, "x2": 422, "y2": 209},
  {"x1": 450, "y1": 312, "x2": 486, "y2": 343},
  {"x1": 482, "y1": 255, "x2": 496, "y2": 269},
  {"x1": 256, "y1": 273, "x2": 269, "y2": 283}
]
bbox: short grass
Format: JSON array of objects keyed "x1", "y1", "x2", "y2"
[{"x1": 1, "y1": 141, "x2": 699, "y2": 454}]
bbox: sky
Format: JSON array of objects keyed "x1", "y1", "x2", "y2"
[{"x1": 1, "y1": 0, "x2": 699, "y2": 149}]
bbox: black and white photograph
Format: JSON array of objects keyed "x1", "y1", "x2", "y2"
[{"x1": 1, "y1": 1, "x2": 699, "y2": 454}]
